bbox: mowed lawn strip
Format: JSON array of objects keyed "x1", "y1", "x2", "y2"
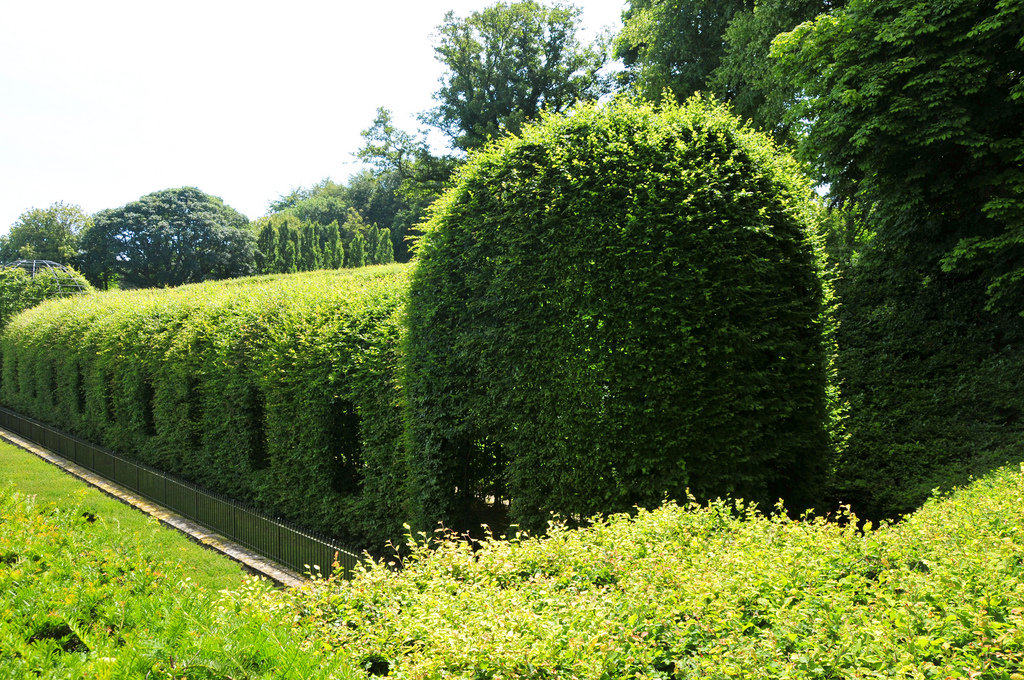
[
  {"x1": 0, "y1": 438, "x2": 356, "y2": 679},
  {"x1": 0, "y1": 438, "x2": 248, "y2": 591}
]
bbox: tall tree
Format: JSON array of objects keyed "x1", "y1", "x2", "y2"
[
  {"x1": 82, "y1": 187, "x2": 254, "y2": 289},
  {"x1": 1, "y1": 202, "x2": 88, "y2": 264},
  {"x1": 428, "y1": 1, "x2": 605, "y2": 151},
  {"x1": 773, "y1": 0, "x2": 1024, "y2": 307},
  {"x1": 356, "y1": 109, "x2": 460, "y2": 261},
  {"x1": 615, "y1": 0, "x2": 750, "y2": 102},
  {"x1": 709, "y1": 0, "x2": 843, "y2": 144}
]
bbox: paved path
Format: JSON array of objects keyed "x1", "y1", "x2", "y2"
[{"x1": 0, "y1": 426, "x2": 307, "y2": 588}]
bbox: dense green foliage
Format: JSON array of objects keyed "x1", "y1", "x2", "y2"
[
  {"x1": 281, "y1": 463, "x2": 1024, "y2": 678},
  {"x1": 615, "y1": 0, "x2": 750, "y2": 102},
  {"x1": 0, "y1": 265, "x2": 410, "y2": 548},
  {"x1": 253, "y1": 210, "x2": 393, "y2": 276},
  {"x1": 773, "y1": 0, "x2": 1024, "y2": 311},
  {"x1": 0, "y1": 202, "x2": 88, "y2": 264},
  {"x1": 710, "y1": 0, "x2": 843, "y2": 144},
  {"x1": 79, "y1": 187, "x2": 255, "y2": 289},
  {"x1": 0, "y1": 264, "x2": 92, "y2": 331},
  {"x1": 356, "y1": 109, "x2": 461, "y2": 263},
  {"x1": 428, "y1": 1, "x2": 604, "y2": 151},
  {"x1": 405, "y1": 97, "x2": 831, "y2": 533},
  {"x1": 0, "y1": 485, "x2": 349, "y2": 679},
  {"x1": 828, "y1": 258, "x2": 1024, "y2": 521},
  {"x1": 762, "y1": 0, "x2": 1024, "y2": 520}
]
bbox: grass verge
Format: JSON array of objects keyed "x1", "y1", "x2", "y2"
[
  {"x1": 0, "y1": 439, "x2": 246, "y2": 591},
  {"x1": 0, "y1": 466, "x2": 354, "y2": 678}
]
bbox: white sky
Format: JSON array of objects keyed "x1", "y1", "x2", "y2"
[{"x1": 0, "y1": 0, "x2": 626, "y2": 233}]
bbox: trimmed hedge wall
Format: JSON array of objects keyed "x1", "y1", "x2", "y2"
[
  {"x1": 404, "y1": 97, "x2": 832, "y2": 532},
  {"x1": 829, "y1": 259, "x2": 1024, "y2": 521},
  {"x1": 0, "y1": 265, "x2": 409, "y2": 548}
]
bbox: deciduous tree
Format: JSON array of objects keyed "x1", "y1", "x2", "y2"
[
  {"x1": 615, "y1": 0, "x2": 750, "y2": 102},
  {"x1": 773, "y1": 0, "x2": 1024, "y2": 308},
  {"x1": 82, "y1": 187, "x2": 254, "y2": 289},
  {"x1": 1, "y1": 202, "x2": 88, "y2": 264},
  {"x1": 428, "y1": 1, "x2": 604, "y2": 151}
]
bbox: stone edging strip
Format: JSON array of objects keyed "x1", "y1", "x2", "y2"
[{"x1": 0, "y1": 425, "x2": 307, "y2": 589}]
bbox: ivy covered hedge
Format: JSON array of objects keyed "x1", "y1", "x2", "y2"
[
  {"x1": 0, "y1": 265, "x2": 410, "y2": 548},
  {"x1": 404, "y1": 97, "x2": 833, "y2": 532}
]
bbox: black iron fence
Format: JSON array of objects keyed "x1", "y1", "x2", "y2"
[{"x1": 0, "y1": 406, "x2": 360, "y2": 580}]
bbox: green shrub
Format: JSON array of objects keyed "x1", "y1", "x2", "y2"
[
  {"x1": 0, "y1": 264, "x2": 410, "y2": 549},
  {"x1": 404, "y1": 96, "x2": 833, "y2": 532},
  {"x1": 0, "y1": 264, "x2": 91, "y2": 331},
  {"x1": 282, "y1": 463, "x2": 1024, "y2": 678}
]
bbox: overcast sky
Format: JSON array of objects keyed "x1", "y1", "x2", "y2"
[{"x1": 0, "y1": 0, "x2": 626, "y2": 234}]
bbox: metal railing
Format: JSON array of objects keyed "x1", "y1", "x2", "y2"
[{"x1": 0, "y1": 406, "x2": 361, "y2": 580}]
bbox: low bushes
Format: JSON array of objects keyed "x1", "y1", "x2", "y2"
[
  {"x1": 404, "y1": 96, "x2": 832, "y2": 532},
  {"x1": 282, "y1": 463, "x2": 1024, "y2": 678},
  {"x1": 0, "y1": 264, "x2": 410, "y2": 548}
]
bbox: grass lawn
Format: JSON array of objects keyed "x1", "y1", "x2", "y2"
[{"x1": 0, "y1": 438, "x2": 249, "y2": 591}]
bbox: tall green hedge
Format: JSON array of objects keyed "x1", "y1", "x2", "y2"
[
  {"x1": 0, "y1": 265, "x2": 410, "y2": 549},
  {"x1": 404, "y1": 97, "x2": 832, "y2": 532},
  {"x1": 830, "y1": 258, "x2": 1024, "y2": 521}
]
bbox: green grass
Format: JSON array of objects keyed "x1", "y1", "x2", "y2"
[
  {"x1": 0, "y1": 439, "x2": 248, "y2": 591},
  {"x1": 0, "y1": 451, "x2": 354, "y2": 679}
]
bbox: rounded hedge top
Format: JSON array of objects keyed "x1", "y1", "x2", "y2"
[{"x1": 404, "y1": 96, "x2": 831, "y2": 531}]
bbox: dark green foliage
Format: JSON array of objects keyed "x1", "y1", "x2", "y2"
[
  {"x1": 773, "y1": 0, "x2": 1024, "y2": 310},
  {"x1": 80, "y1": 187, "x2": 255, "y2": 289},
  {"x1": 404, "y1": 97, "x2": 832, "y2": 532},
  {"x1": 829, "y1": 258, "x2": 1024, "y2": 521},
  {"x1": 0, "y1": 265, "x2": 411, "y2": 549},
  {"x1": 768, "y1": 0, "x2": 1024, "y2": 519},
  {"x1": 709, "y1": 0, "x2": 843, "y2": 145},
  {"x1": 615, "y1": 0, "x2": 751, "y2": 102}
]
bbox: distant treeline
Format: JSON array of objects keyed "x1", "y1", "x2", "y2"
[
  {"x1": 2, "y1": 176, "x2": 439, "y2": 291},
  {"x1": 253, "y1": 211, "x2": 393, "y2": 276}
]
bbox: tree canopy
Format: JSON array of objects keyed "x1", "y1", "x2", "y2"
[
  {"x1": 773, "y1": 0, "x2": 1024, "y2": 308},
  {"x1": 80, "y1": 187, "x2": 254, "y2": 289},
  {"x1": 709, "y1": 0, "x2": 842, "y2": 144},
  {"x1": 615, "y1": 0, "x2": 750, "y2": 102},
  {"x1": 427, "y1": 1, "x2": 604, "y2": 151},
  {"x1": 355, "y1": 109, "x2": 460, "y2": 261}
]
